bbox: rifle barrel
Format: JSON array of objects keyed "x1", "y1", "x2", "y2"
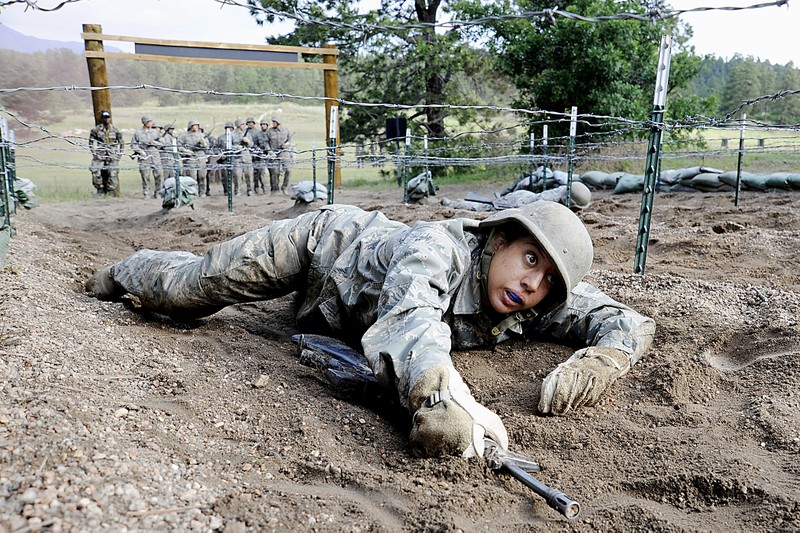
[{"x1": 502, "y1": 461, "x2": 581, "y2": 520}]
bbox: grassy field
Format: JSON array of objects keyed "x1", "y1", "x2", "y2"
[{"x1": 11, "y1": 102, "x2": 800, "y2": 203}]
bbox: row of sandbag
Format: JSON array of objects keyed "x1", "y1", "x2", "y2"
[{"x1": 580, "y1": 167, "x2": 800, "y2": 194}]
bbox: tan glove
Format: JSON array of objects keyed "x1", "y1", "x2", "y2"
[
  {"x1": 409, "y1": 365, "x2": 508, "y2": 458},
  {"x1": 85, "y1": 266, "x2": 125, "y2": 301},
  {"x1": 538, "y1": 347, "x2": 630, "y2": 416}
]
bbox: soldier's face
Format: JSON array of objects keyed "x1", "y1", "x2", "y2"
[
  {"x1": 486, "y1": 235, "x2": 557, "y2": 314},
  {"x1": 261, "y1": 123, "x2": 268, "y2": 130}
]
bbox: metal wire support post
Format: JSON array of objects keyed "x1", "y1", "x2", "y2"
[
  {"x1": 541, "y1": 125, "x2": 549, "y2": 192},
  {"x1": 565, "y1": 107, "x2": 578, "y2": 209},
  {"x1": 735, "y1": 113, "x2": 747, "y2": 207},
  {"x1": 327, "y1": 106, "x2": 338, "y2": 205},
  {"x1": 423, "y1": 134, "x2": 429, "y2": 181},
  {"x1": 402, "y1": 128, "x2": 411, "y2": 205},
  {"x1": 172, "y1": 138, "x2": 182, "y2": 208},
  {"x1": 311, "y1": 139, "x2": 317, "y2": 200},
  {"x1": 226, "y1": 129, "x2": 233, "y2": 213},
  {"x1": 634, "y1": 35, "x2": 672, "y2": 276},
  {"x1": 0, "y1": 119, "x2": 13, "y2": 228},
  {"x1": 527, "y1": 132, "x2": 535, "y2": 191}
]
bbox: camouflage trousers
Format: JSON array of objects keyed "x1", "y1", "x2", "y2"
[
  {"x1": 90, "y1": 158, "x2": 120, "y2": 195},
  {"x1": 138, "y1": 150, "x2": 163, "y2": 197},
  {"x1": 109, "y1": 208, "x2": 340, "y2": 318}
]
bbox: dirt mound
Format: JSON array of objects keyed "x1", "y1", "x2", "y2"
[{"x1": 2, "y1": 186, "x2": 798, "y2": 531}]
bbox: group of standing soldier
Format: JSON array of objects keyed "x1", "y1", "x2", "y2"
[{"x1": 89, "y1": 111, "x2": 294, "y2": 199}]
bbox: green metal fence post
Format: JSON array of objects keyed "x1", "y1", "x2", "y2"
[
  {"x1": 226, "y1": 129, "x2": 233, "y2": 213},
  {"x1": 541, "y1": 124, "x2": 549, "y2": 192},
  {"x1": 634, "y1": 35, "x2": 672, "y2": 276},
  {"x1": 566, "y1": 107, "x2": 578, "y2": 209},
  {"x1": 327, "y1": 106, "x2": 338, "y2": 205},
  {"x1": 403, "y1": 128, "x2": 411, "y2": 204},
  {"x1": 735, "y1": 114, "x2": 746, "y2": 207}
]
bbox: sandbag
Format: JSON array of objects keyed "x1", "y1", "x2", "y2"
[
  {"x1": 160, "y1": 176, "x2": 197, "y2": 209},
  {"x1": 764, "y1": 172, "x2": 791, "y2": 190},
  {"x1": 579, "y1": 170, "x2": 608, "y2": 189},
  {"x1": 406, "y1": 170, "x2": 438, "y2": 203},
  {"x1": 741, "y1": 173, "x2": 769, "y2": 191},
  {"x1": 604, "y1": 171, "x2": 625, "y2": 189},
  {"x1": 291, "y1": 180, "x2": 328, "y2": 203},
  {"x1": 786, "y1": 173, "x2": 800, "y2": 190},
  {"x1": 658, "y1": 169, "x2": 681, "y2": 186},
  {"x1": 717, "y1": 170, "x2": 754, "y2": 188},
  {"x1": 613, "y1": 173, "x2": 644, "y2": 194},
  {"x1": 551, "y1": 170, "x2": 569, "y2": 186},
  {"x1": 687, "y1": 173, "x2": 726, "y2": 190}
]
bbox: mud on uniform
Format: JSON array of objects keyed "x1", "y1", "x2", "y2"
[{"x1": 102, "y1": 205, "x2": 653, "y2": 408}]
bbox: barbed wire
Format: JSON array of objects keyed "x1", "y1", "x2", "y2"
[
  {"x1": 0, "y1": 0, "x2": 82, "y2": 12},
  {"x1": 211, "y1": 0, "x2": 789, "y2": 33},
  {"x1": 4, "y1": 83, "x2": 800, "y2": 133}
]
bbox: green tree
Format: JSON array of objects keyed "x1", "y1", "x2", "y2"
[
  {"x1": 246, "y1": 0, "x2": 491, "y2": 142},
  {"x1": 453, "y1": 0, "x2": 701, "y2": 138},
  {"x1": 720, "y1": 56, "x2": 766, "y2": 120},
  {"x1": 773, "y1": 62, "x2": 800, "y2": 124}
]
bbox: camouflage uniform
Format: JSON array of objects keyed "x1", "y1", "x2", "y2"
[
  {"x1": 178, "y1": 126, "x2": 210, "y2": 196},
  {"x1": 265, "y1": 119, "x2": 294, "y2": 193},
  {"x1": 101, "y1": 205, "x2": 654, "y2": 408},
  {"x1": 158, "y1": 128, "x2": 179, "y2": 181},
  {"x1": 236, "y1": 121, "x2": 255, "y2": 195},
  {"x1": 130, "y1": 121, "x2": 163, "y2": 198},
  {"x1": 216, "y1": 128, "x2": 238, "y2": 195},
  {"x1": 205, "y1": 135, "x2": 225, "y2": 195},
  {"x1": 252, "y1": 122, "x2": 270, "y2": 194},
  {"x1": 88, "y1": 119, "x2": 124, "y2": 195}
]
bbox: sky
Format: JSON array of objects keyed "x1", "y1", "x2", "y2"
[{"x1": 0, "y1": 0, "x2": 798, "y2": 65}]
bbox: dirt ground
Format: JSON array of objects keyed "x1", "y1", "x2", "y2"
[{"x1": 1, "y1": 180, "x2": 798, "y2": 532}]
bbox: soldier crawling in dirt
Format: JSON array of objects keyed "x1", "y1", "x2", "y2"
[{"x1": 86, "y1": 202, "x2": 654, "y2": 458}]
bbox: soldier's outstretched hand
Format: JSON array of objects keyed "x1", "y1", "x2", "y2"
[
  {"x1": 408, "y1": 365, "x2": 508, "y2": 458},
  {"x1": 538, "y1": 347, "x2": 630, "y2": 416}
]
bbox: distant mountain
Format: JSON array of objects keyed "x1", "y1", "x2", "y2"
[{"x1": 0, "y1": 24, "x2": 121, "y2": 54}]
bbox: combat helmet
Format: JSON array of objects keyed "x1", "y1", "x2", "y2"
[
  {"x1": 479, "y1": 201, "x2": 593, "y2": 316},
  {"x1": 141, "y1": 115, "x2": 153, "y2": 125},
  {"x1": 568, "y1": 181, "x2": 592, "y2": 210},
  {"x1": 234, "y1": 118, "x2": 245, "y2": 127},
  {"x1": 187, "y1": 119, "x2": 200, "y2": 130}
]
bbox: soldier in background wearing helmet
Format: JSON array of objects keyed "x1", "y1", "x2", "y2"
[
  {"x1": 179, "y1": 120, "x2": 210, "y2": 196},
  {"x1": 441, "y1": 181, "x2": 593, "y2": 212},
  {"x1": 265, "y1": 114, "x2": 294, "y2": 195},
  {"x1": 88, "y1": 110, "x2": 124, "y2": 196},
  {"x1": 251, "y1": 117, "x2": 270, "y2": 195},
  {"x1": 86, "y1": 202, "x2": 654, "y2": 459},
  {"x1": 158, "y1": 124, "x2": 179, "y2": 181},
  {"x1": 130, "y1": 115, "x2": 164, "y2": 199},
  {"x1": 216, "y1": 122, "x2": 239, "y2": 195},
  {"x1": 233, "y1": 118, "x2": 254, "y2": 196}
]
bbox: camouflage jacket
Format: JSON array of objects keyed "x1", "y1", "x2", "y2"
[
  {"x1": 178, "y1": 131, "x2": 209, "y2": 155},
  {"x1": 108, "y1": 205, "x2": 654, "y2": 408},
  {"x1": 89, "y1": 123, "x2": 123, "y2": 161},
  {"x1": 265, "y1": 125, "x2": 293, "y2": 160},
  {"x1": 130, "y1": 127, "x2": 162, "y2": 157}
]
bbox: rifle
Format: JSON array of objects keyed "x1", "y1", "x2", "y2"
[
  {"x1": 463, "y1": 191, "x2": 515, "y2": 211},
  {"x1": 292, "y1": 333, "x2": 582, "y2": 520}
]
